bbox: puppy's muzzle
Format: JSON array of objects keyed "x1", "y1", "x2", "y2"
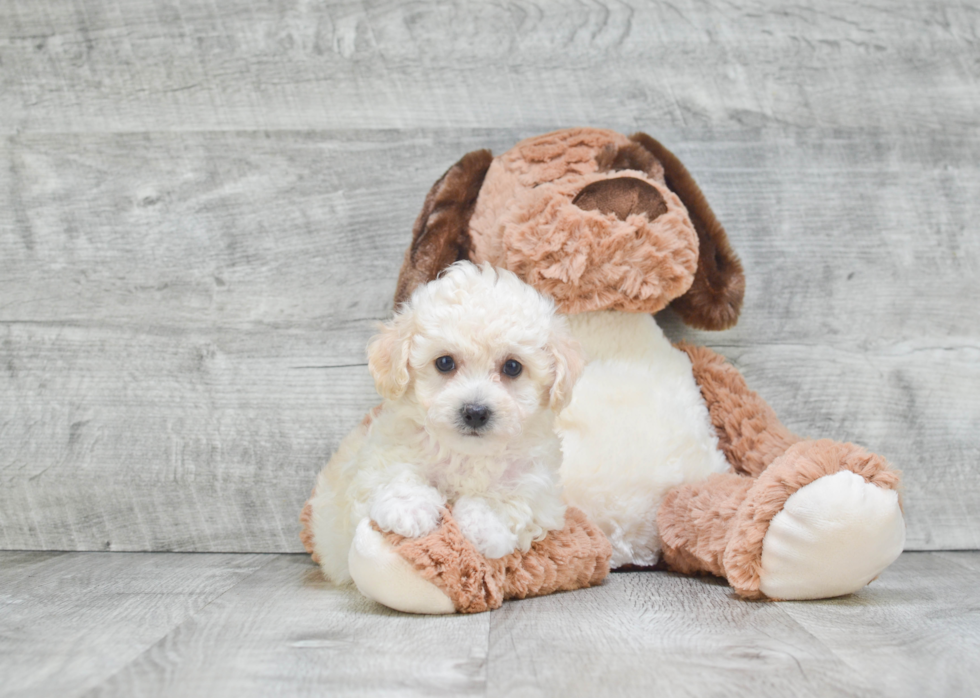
[{"x1": 460, "y1": 403, "x2": 492, "y2": 432}]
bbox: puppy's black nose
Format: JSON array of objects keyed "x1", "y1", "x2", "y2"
[{"x1": 461, "y1": 404, "x2": 491, "y2": 429}]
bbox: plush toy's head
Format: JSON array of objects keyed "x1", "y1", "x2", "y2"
[{"x1": 395, "y1": 128, "x2": 745, "y2": 331}]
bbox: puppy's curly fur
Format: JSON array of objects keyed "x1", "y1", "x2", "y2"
[{"x1": 308, "y1": 262, "x2": 584, "y2": 584}]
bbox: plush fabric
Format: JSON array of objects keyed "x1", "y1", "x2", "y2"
[
  {"x1": 723, "y1": 439, "x2": 902, "y2": 599},
  {"x1": 756, "y1": 470, "x2": 905, "y2": 600},
  {"x1": 658, "y1": 439, "x2": 902, "y2": 599},
  {"x1": 679, "y1": 343, "x2": 800, "y2": 477},
  {"x1": 660, "y1": 343, "x2": 903, "y2": 599},
  {"x1": 629, "y1": 133, "x2": 745, "y2": 330},
  {"x1": 393, "y1": 128, "x2": 746, "y2": 330},
  {"x1": 557, "y1": 311, "x2": 729, "y2": 569},
  {"x1": 596, "y1": 139, "x2": 667, "y2": 184},
  {"x1": 468, "y1": 129, "x2": 700, "y2": 316},
  {"x1": 380, "y1": 506, "x2": 611, "y2": 613},
  {"x1": 658, "y1": 472, "x2": 756, "y2": 578},
  {"x1": 349, "y1": 519, "x2": 456, "y2": 614},
  {"x1": 572, "y1": 176, "x2": 668, "y2": 222},
  {"x1": 393, "y1": 149, "x2": 493, "y2": 307}
]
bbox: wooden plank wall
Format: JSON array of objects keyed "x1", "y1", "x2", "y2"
[{"x1": 1, "y1": 0, "x2": 977, "y2": 552}]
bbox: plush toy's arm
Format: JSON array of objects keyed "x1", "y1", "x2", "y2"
[{"x1": 678, "y1": 343, "x2": 799, "y2": 477}]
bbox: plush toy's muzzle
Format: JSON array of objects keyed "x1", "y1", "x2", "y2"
[{"x1": 469, "y1": 130, "x2": 699, "y2": 316}]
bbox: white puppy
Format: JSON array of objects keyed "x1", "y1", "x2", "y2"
[{"x1": 308, "y1": 261, "x2": 583, "y2": 584}]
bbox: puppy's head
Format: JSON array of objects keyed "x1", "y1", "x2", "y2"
[{"x1": 368, "y1": 261, "x2": 583, "y2": 454}]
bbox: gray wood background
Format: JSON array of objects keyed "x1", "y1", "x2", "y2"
[{"x1": 1, "y1": 0, "x2": 978, "y2": 553}]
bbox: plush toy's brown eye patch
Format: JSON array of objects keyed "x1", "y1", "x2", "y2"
[
  {"x1": 595, "y1": 141, "x2": 662, "y2": 179},
  {"x1": 572, "y1": 177, "x2": 668, "y2": 222}
]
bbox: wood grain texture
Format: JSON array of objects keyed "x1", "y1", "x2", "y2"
[
  {"x1": 3, "y1": 128, "x2": 977, "y2": 551},
  {"x1": 488, "y1": 573, "x2": 880, "y2": 697},
  {"x1": 82, "y1": 554, "x2": 491, "y2": 698},
  {"x1": 486, "y1": 552, "x2": 980, "y2": 698},
  {"x1": 1, "y1": 551, "x2": 977, "y2": 697},
  {"x1": 0, "y1": 551, "x2": 270, "y2": 698},
  {"x1": 0, "y1": 130, "x2": 517, "y2": 553},
  {"x1": 1, "y1": 1, "x2": 978, "y2": 552},
  {"x1": 1, "y1": 1, "x2": 978, "y2": 134},
  {"x1": 779, "y1": 552, "x2": 980, "y2": 698}
]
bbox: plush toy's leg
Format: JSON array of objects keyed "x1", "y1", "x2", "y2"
[
  {"x1": 673, "y1": 344, "x2": 906, "y2": 599},
  {"x1": 659, "y1": 439, "x2": 905, "y2": 600},
  {"x1": 655, "y1": 472, "x2": 755, "y2": 579},
  {"x1": 348, "y1": 507, "x2": 611, "y2": 614},
  {"x1": 679, "y1": 343, "x2": 800, "y2": 477}
]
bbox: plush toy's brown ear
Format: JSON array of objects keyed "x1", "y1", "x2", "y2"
[
  {"x1": 627, "y1": 133, "x2": 745, "y2": 331},
  {"x1": 393, "y1": 150, "x2": 494, "y2": 307}
]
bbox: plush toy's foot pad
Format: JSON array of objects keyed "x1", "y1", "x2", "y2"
[
  {"x1": 348, "y1": 519, "x2": 456, "y2": 615},
  {"x1": 758, "y1": 470, "x2": 906, "y2": 600}
]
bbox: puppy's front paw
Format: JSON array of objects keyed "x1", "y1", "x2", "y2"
[
  {"x1": 370, "y1": 483, "x2": 444, "y2": 539},
  {"x1": 453, "y1": 497, "x2": 519, "y2": 559}
]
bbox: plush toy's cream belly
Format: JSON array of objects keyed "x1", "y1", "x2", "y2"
[{"x1": 557, "y1": 311, "x2": 729, "y2": 568}]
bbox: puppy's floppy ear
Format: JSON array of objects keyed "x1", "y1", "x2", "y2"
[
  {"x1": 393, "y1": 149, "x2": 494, "y2": 307},
  {"x1": 547, "y1": 323, "x2": 585, "y2": 412},
  {"x1": 628, "y1": 133, "x2": 745, "y2": 331},
  {"x1": 367, "y1": 311, "x2": 416, "y2": 401}
]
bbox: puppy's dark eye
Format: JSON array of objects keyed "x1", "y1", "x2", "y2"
[
  {"x1": 435, "y1": 355, "x2": 455, "y2": 373},
  {"x1": 502, "y1": 359, "x2": 523, "y2": 377}
]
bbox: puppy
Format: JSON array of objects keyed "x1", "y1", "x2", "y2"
[{"x1": 308, "y1": 261, "x2": 584, "y2": 584}]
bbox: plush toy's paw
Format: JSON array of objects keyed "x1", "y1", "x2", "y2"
[
  {"x1": 369, "y1": 483, "x2": 444, "y2": 538},
  {"x1": 453, "y1": 496, "x2": 519, "y2": 559},
  {"x1": 347, "y1": 518, "x2": 456, "y2": 614},
  {"x1": 758, "y1": 470, "x2": 906, "y2": 600}
]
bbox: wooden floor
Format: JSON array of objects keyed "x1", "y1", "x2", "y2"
[{"x1": 1, "y1": 550, "x2": 977, "y2": 698}]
